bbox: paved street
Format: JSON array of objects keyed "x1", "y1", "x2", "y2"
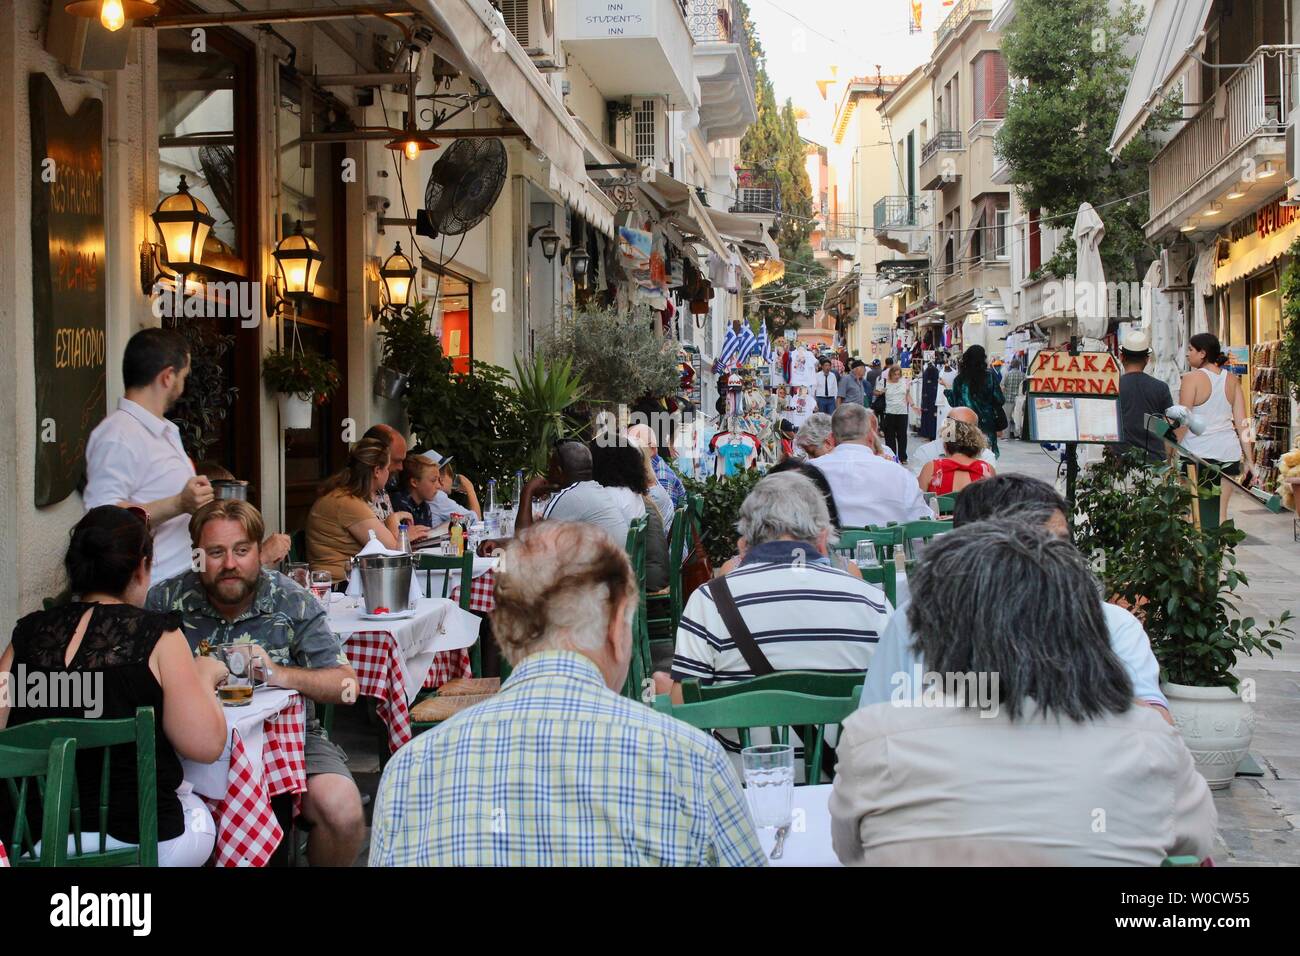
[{"x1": 970, "y1": 436, "x2": 1300, "y2": 866}]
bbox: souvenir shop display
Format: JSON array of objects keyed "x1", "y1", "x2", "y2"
[
  {"x1": 710, "y1": 423, "x2": 761, "y2": 477},
  {"x1": 1250, "y1": 340, "x2": 1293, "y2": 492},
  {"x1": 789, "y1": 342, "x2": 817, "y2": 390}
]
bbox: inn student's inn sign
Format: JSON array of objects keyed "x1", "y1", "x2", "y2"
[{"x1": 30, "y1": 73, "x2": 107, "y2": 507}]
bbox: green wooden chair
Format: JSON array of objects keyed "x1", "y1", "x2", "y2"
[
  {"x1": 647, "y1": 503, "x2": 690, "y2": 645},
  {"x1": 0, "y1": 738, "x2": 78, "y2": 867},
  {"x1": 653, "y1": 687, "x2": 862, "y2": 785},
  {"x1": 0, "y1": 707, "x2": 159, "y2": 866},
  {"x1": 679, "y1": 670, "x2": 867, "y2": 703},
  {"x1": 902, "y1": 519, "x2": 953, "y2": 542},
  {"x1": 839, "y1": 527, "x2": 902, "y2": 559},
  {"x1": 936, "y1": 492, "x2": 959, "y2": 516},
  {"x1": 621, "y1": 517, "x2": 651, "y2": 702}
]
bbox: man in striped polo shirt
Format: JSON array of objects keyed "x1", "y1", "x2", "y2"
[{"x1": 655, "y1": 471, "x2": 890, "y2": 701}]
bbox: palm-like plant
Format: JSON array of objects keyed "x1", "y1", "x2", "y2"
[{"x1": 512, "y1": 353, "x2": 586, "y2": 476}]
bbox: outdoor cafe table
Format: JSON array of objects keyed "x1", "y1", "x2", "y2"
[
  {"x1": 451, "y1": 565, "x2": 497, "y2": 614},
  {"x1": 182, "y1": 687, "x2": 306, "y2": 868},
  {"x1": 328, "y1": 597, "x2": 481, "y2": 752},
  {"x1": 755, "y1": 783, "x2": 841, "y2": 867}
]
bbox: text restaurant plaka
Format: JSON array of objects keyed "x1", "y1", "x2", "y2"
[{"x1": 1027, "y1": 351, "x2": 1121, "y2": 395}]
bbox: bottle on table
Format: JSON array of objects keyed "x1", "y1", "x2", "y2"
[{"x1": 397, "y1": 521, "x2": 411, "y2": 553}]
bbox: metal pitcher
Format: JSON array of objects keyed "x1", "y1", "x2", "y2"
[
  {"x1": 211, "y1": 479, "x2": 250, "y2": 501},
  {"x1": 351, "y1": 552, "x2": 415, "y2": 613},
  {"x1": 373, "y1": 366, "x2": 410, "y2": 401}
]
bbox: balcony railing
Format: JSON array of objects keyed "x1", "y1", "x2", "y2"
[
  {"x1": 874, "y1": 196, "x2": 918, "y2": 231},
  {"x1": 689, "y1": 0, "x2": 756, "y2": 76},
  {"x1": 732, "y1": 166, "x2": 781, "y2": 216},
  {"x1": 823, "y1": 215, "x2": 857, "y2": 241},
  {"x1": 1150, "y1": 48, "x2": 1291, "y2": 221},
  {"x1": 936, "y1": 0, "x2": 992, "y2": 50},
  {"x1": 921, "y1": 129, "x2": 962, "y2": 164}
]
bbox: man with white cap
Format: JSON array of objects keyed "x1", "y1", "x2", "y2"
[{"x1": 1116, "y1": 330, "x2": 1173, "y2": 461}]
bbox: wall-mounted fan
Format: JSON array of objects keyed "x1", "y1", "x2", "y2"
[{"x1": 417, "y1": 137, "x2": 508, "y2": 239}]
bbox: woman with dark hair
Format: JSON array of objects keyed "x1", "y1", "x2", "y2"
[
  {"x1": 0, "y1": 506, "x2": 229, "y2": 866},
  {"x1": 1178, "y1": 332, "x2": 1254, "y2": 522},
  {"x1": 590, "y1": 440, "x2": 668, "y2": 591},
  {"x1": 945, "y1": 345, "x2": 1006, "y2": 456},
  {"x1": 307, "y1": 437, "x2": 423, "y2": 583},
  {"x1": 830, "y1": 520, "x2": 1216, "y2": 866}
]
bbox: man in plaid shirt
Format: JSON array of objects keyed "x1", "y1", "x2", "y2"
[{"x1": 370, "y1": 522, "x2": 765, "y2": 867}]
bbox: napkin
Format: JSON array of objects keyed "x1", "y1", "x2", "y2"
[{"x1": 346, "y1": 533, "x2": 423, "y2": 608}]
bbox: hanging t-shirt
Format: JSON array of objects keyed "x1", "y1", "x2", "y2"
[
  {"x1": 769, "y1": 349, "x2": 787, "y2": 388},
  {"x1": 789, "y1": 349, "x2": 817, "y2": 390},
  {"x1": 786, "y1": 390, "x2": 813, "y2": 427},
  {"x1": 710, "y1": 432, "x2": 760, "y2": 477}
]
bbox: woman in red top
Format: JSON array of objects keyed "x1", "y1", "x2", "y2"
[{"x1": 918, "y1": 417, "x2": 995, "y2": 494}]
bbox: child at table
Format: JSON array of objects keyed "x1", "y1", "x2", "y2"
[{"x1": 392, "y1": 454, "x2": 482, "y2": 529}]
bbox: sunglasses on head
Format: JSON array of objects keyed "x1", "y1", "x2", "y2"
[{"x1": 124, "y1": 506, "x2": 152, "y2": 533}]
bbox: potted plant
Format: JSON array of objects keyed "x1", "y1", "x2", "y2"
[
  {"x1": 262, "y1": 345, "x2": 341, "y2": 430},
  {"x1": 681, "y1": 468, "x2": 763, "y2": 567},
  {"x1": 375, "y1": 298, "x2": 436, "y2": 400},
  {"x1": 538, "y1": 306, "x2": 681, "y2": 414},
  {"x1": 511, "y1": 353, "x2": 586, "y2": 477},
  {"x1": 1076, "y1": 451, "x2": 1294, "y2": 788}
]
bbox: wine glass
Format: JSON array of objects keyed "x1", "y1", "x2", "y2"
[{"x1": 309, "y1": 571, "x2": 332, "y2": 608}]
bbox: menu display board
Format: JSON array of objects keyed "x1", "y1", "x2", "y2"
[
  {"x1": 29, "y1": 73, "x2": 106, "y2": 506},
  {"x1": 1026, "y1": 350, "x2": 1121, "y2": 445}
]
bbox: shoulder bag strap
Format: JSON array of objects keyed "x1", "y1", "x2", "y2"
[{"x1": 708, "y1": 575, "x2": 775, "y2": 676}]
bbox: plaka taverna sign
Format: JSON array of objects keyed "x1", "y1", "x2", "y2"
[{"x1": 1027, "y1": 350, "x2": 1121, "y2": 395}]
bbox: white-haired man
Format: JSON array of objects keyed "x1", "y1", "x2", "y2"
[
  {"x1": 654, "y1": 472, "x2": 889, "y2": 712},
  {"x1": 795, "y1": 413, "x2": 835, "y2": 459},
  {"x1": 369, "y1": 521, "x2": 766, "y2": 867},
  {"x1": 811, "y1": 404, "x2": 934, "y2": 528}
]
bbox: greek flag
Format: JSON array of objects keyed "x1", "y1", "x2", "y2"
[
  {"x1": 755, "y1": 322, "x2": 772, "y2": 363},
  {"x1": 713, "y1": 324, "x2": 756, "y2": 373}
]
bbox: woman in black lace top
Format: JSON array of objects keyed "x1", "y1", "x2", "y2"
[{"x1": 0, "y1": 506, "x2": 229, "y2": 866}]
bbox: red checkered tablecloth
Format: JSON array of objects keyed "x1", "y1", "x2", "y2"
[
  {"x1": 202, "y1": 694, "x2": 307, "y2": 868},
  {"x1": 346, "y1": 633, "x2": 471, "y2": 752},
  {"x1": 451, "y1": 567, "x2": 496, "y2": 614},
  {"x1": 0, "y1": 838, "x2": 8, "y2": 867}
]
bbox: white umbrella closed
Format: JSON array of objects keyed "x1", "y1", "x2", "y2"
[
  {"x1": 1073, "y1": 202, "x2": 1109, "y2": 347},
  {"x1": 1142, "y1": 257, "x2": 1186, "y2": 396}
]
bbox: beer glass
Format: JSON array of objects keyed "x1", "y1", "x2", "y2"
[{"x1": 213, "y1": 644, "x2": 254, "y2": 706}]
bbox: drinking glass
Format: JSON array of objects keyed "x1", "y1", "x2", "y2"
[
  {"x1": 854, "y1": 540, "x2": 880, "y2": 569},
  {"x1": 212, "y1": 644, "x2": 255, "y2": 707},
  {"x1": 284, "y1": 562, "x2": 310, "y2": 590},
  {"x1": 742, "y1": 744, "x2": 794, "y2": 829},
  {"x1": 309, "y1": 571, "x2": 332, "y2": 608}
]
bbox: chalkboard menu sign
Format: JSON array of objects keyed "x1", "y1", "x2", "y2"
[{"x1": 30, "y1": 73, "x2": 107, "y2": 506}]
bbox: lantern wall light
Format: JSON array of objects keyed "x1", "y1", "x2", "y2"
[
  {"x1": 140, "y1": 175, "x2": 214, "y2": 295},
  {"x1": 528, "y1": 225, "x2": 561, "y2": 261},
  {"x1": 265, "y1": 220, "x2": 325, "y2": 317},
  {"x1": 379, "y1": 242, "x2": 417, "y2": 309}
]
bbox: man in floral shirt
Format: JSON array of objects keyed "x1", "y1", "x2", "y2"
[{"x1": 147, "y1": 500, "x2": 364, "y2": 866}]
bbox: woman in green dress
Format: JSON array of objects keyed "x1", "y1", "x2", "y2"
[{"x1": 944, "y1": 345, "x2": 1006, "y2": 456}]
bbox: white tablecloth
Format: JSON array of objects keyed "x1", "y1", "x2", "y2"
[
  {"x1": 182, "y1": 687, "x2": 300, "y2": 800},
  {"x1": 756, "y1": 783, "x2": 841, "y2": 867},
  {"x1": 327, "y1": 597, "x2": 480, "y2": 705}
]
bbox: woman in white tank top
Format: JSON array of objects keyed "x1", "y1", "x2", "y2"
[{"x1": 1177, "y1": 333, "x2": 1254, "y2": 522}]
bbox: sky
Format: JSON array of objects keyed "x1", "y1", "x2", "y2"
[{"x1": 744, "y1": 0, "x2": 983, "y2": 144}]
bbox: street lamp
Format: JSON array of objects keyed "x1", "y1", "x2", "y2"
[
  {"x1": 65, "y1": 0, "x2": 158, "y2": 32},
  {"x1": 150, "y1": 175, "x2": 214, "y2": 277},
  {"x1": 266, "y1": 220, "x2": 324, "y2": 316},
  {"x1": 385, "y1": 126, "x2": 438, "y2": 161},
  {"x1": 379, "y1": 242, "x2": 417, "y2": 308}
]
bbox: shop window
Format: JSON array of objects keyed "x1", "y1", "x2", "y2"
[
  {"x1": 424, "y1": 268, "x2": 475, "y2": 376},
  {"x1": 993, "y1": 208, "x2": 1010, "y2": 260}
]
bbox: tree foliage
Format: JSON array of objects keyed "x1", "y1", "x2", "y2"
[
  {"x1": 538, "y1": 307, "x2": 681, "y2": 408},
  {"x1": 996, "y1": 0, "x2": 1173, "y2": 283},
  {"x1": 735, "y1": 0, "x2": 825, "y2": 328}
]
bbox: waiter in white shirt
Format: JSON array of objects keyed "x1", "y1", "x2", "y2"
[
  {"x1": 810, "y1": 404, "x2": 934, "y2": 527},
  {"x1": 84, "y1": 328, "x2": 214, "y2": 584},
  {"x1": 813, "y1": 357, "x2": 838, "y2": 416}
]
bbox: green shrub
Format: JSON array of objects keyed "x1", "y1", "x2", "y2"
[{"x1": 682, "y1": 468, "x2": 764, "y2": 567}]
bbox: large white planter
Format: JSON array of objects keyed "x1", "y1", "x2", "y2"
[
  {"x1": 278, "y1": 392, "x2": 314, "y2": 430},
  {"x1": 1163, "y1": 681, "x2": 1256, "y2": 790}
]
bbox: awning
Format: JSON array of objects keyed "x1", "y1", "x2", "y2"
[
  {"x1": 750, "y1": 259, "x2": 785, "y2": 290},
  {"x1": 414, "y1": 1, "x2": 593, "y2": 203},
  {"x1": 1108, "y1": 0, "x2": 1215, "y2": 155},
  {"x1": 548, "y1": 163, "x2": 618, "y2": 239},
  {"x1": 706, "y1": 208, "x2": 782, "y2": 259},
  {"x1": 1214, "y1": 211, "x2": 1300, "y2": 288},
  {"x1": 639, "y1": 168, "x2": 731, "y2": 261}
]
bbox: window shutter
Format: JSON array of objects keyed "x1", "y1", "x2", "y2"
[
  {"x1": 988, "y1": 52, "x2": 1008, "y2": 119},
  {"x1": 499, "y1": 0, "x2": 529, "y2": 46},
  {"x1": 973, "y1": 56, "x2": 986, "y2": 122}
]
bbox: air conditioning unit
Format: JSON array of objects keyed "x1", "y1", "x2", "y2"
[
  {"x1": 618, "y1": 97, "x2": 669, "y2": 173},
  {"x1": 497, "y1": 0, "x2": 559, "y2": 66}
]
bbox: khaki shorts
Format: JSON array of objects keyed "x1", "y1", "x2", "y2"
[{"x1": 305, "y1": 728, "x2": 353, "y2": 781}]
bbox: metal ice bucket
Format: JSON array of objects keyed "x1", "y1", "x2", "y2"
[{"x1": 351, "y1": 553, "x2": 415, "y2": 613}]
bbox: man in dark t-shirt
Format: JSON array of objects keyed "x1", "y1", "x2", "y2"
[{"x1": 1115, "y1": 331, "x2": 1172, "y2": 460}]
